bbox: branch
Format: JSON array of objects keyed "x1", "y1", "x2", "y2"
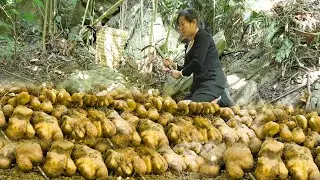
[
  {"x1": 293, "y1": 27, "x2": 320, "y2": 36},
  {"x1": 0, "y1": 5, "x2": 14, "y2": 26},
  {"x1": 42, "y1": 0, "x2": 49, "y2": 52},
  {"x1": 1, "y1": 68, "x2": 36, "y2": 82},
  {"x1": 82, "y1": 0, "x2": 91, "y2": 26},
  {"x1": 91, "y1": 0, "x2": 124, "y2": 27},
  {"x1": 306, "y1": 69, "x2": 311, "y2": 109},
  {"x1": 269, "y1": 77, "x2": 319, "y2": 104}
]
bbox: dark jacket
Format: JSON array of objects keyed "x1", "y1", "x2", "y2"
[{"x1": 178, "y1": 29, "x2": 226, "y2": 92}]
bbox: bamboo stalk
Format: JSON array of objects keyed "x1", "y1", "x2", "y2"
[
  {"x1": 48, "y1": 0, "x2": 52, "y2": 35},
  {"x1": 13, "y1": 5, "x2": 17, "y2": 61},
  {"x1": 42, "y1": 0, "x2": 49, "y2": 52},
  {"x1": 120, "y1": 1, "x2": 123, "y2": 29},
  {"x1": 90, "y1": 0, "x2": 95, "y2": 45},
  {"x1": 148, "y1": 0, "x2": 156, "y2": 56},
  {"x1": 84, "y1": 0, "x2": 92, "y2": 45},
  {"x1": 162, "y1": 13, "x2": 175, "y2": 53},
  {"x1": 91, "y1": 0, "x2": 124, "y2": 27},
  {"x1": 53, "y1": 0, "x2": 57, "y2": 34},
  {"x1": 140, "y1": 0, "x2": 143, "y2": 50},
  {"x1": 140, "y1": 0, "x2": 144, "y2": 28},
  {"x1": 82, "y1": 0, "x2": 91, "y2": 26}
]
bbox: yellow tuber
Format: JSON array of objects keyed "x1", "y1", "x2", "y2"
[
  {"x1": 61, "y1": 109, "x2": 98, "y2": 140},
  {"x1": 284, "y1": 143, "x2": 320, "y2": 180},
  {"x1": 0, "y1": 140, "x2": 16, "y2": 169},
  {"x1": 136, "y1": 146, "x2": 168, "y2": 174},
  {"x1": 0, "y1": 110, "x2": 5, "y2": 128},
  {"x1": 72, "y1": 145, "x2": 108, "y2": 180},
  {"x1": 224, "y1": 143, "x2": 254, "y2": 179},
  {"x1": 254, "y1": 138, "x2": 288, "y2": 180},
  {"x1": 5, "y1": 106, "x2": 34, "y2": 140},
  {"x1": 105, "y1": 147, "x2": 147, "y2": 177},
  {"x1": 43, "y1": 140, "x2": 76, "y2": 177},
  {"x1": 137, "y1": 119, "x2": 169, "y2": 150},
  {"x1": 31, "y1": 111, "x2": 64, "y2": 150},
  {"x1": 16, "y1": 141, "x2": 43, "y2": 171}
]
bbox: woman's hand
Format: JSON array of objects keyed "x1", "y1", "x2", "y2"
[
  {"x1": 162, "y1": 58, "x2": 175, "y2": 68},
  {"x1": 171, "y1": 70, "x2": 183, "y2": 79}
]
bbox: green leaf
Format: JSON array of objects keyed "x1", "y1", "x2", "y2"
[
  {"x1": 68, "y1": 33, "x2": 83, "y2": 42},
  {"x1": 22, "y1": 12, "x2": 35, "y2": 23},
  {"x1": 0, "y1": 35, "x2": 13, "y2": 45},
  {"x1": 229, "y1": 0, "x2": 236, "y2": 7},
  {"x1": 0, "y1": 20, "x2": 13, "y2": 31},
  {"x1": 8, "y1": 9, "x2": 20, "y2": 15},
  {"x1": 275, "y1": 49, "x2": 285, "y2": 63},
  {"x1": 275, "y1": 37, "x2": 293, "y2": 63},
  {"x1": 0, "y1": 35, "x2": 8, "y2": 40},
  {"x1": 55, "y1": 15, "x2": 61, "y2": 23},
  {"x1": 265, "y1": 21, "x2": 279, "y2": 44},
  {"x1": 283, "y1": 38, "x2": 293, "y2": 57},
  {"x1": 33, "y1": 0, "x2": 44, "y2": 8},
  {"x1": 284, "y1": 38, "x2": 293, "y2": 48}
]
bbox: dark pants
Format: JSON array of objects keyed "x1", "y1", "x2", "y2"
[
  {"x1": 184, "y1": 86, "x2": 234, "y2": 107},
  {"x1": 217, "y1": 88, "x2": 235, "y2": 107}
]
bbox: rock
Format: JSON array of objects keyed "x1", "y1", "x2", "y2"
[
  {"x1": 277, "y1": 92, "x2": 301, "y2": 106},
  {"x1": 106, "y1": 2, "x2": 141, "y2": 38},
  {"x1": 227, "y1": 75, "x2": 258, "y2": 106},
  {"x1": 310, "y1": 82, "x2": 320, "y2": 111},
  {"x1": 57, "y1": 67, "x2": 126, "y2": 94},
  {"x1": 213, "y1": 31, "x2": 227, "y2": 56},
  {"x1": 315, "y1": 83, "x2": 320, "y2": 90}
]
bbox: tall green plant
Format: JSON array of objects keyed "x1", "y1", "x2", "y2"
[
  {"x1": 158, "y1": 0, "x2": 183, "y2": 53},
  {"x1": 0, "y1": 0, "x2": 44, "y2": 60}
]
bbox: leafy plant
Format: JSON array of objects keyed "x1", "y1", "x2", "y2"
[
  {"x1": 0, "y1": 0, "x2": 44, "y2": 60},
  {"x1": 275, "y1": 37, "x2": 293, "y2": 63}
]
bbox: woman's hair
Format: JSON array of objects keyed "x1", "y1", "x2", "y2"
[{"x1": 176, "y1": 8, "x2": 200, "y2": 26}]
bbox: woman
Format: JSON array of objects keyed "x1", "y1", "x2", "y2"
[{"x1": 163, "y1": 8, "x2": 234, "y2": 106}]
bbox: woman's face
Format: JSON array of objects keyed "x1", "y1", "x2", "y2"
[{"x1": 178, "y1": 16, "x2": 197, "y2": 38}]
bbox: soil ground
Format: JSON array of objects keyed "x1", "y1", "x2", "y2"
[{"x1": 0, "y1": 165, "x2": 255, "y2": 180}]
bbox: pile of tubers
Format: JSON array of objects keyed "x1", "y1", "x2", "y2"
[{"x1": 1, "y1": 83, "x2": 320, "y2": 180}]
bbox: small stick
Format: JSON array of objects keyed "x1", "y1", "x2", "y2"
[
  {"x1": 0, "y1": 92, "x2": 9, "y2": 107},
  {"x1": 106, "y1": 138, "x2": 115, "y2": 149},
  {"x1": 0, "y1": 130, "x2": 11, "y2": 143},
  {"x1": 37, "y1": 166, "x2": 50, "y2": 180},
  {"x1": 249, "y1": 172, "x2": 256, "y2": 180},
  {"x1": 305, "y1": 69, "x2": 311, "y2": 109},
  {"x1": 140, "y1": 175, "x2": 146, "y2": 180},
  {"x1": 269, "y1": 77, "x2": 320, "y2": 103},
  {"x1": 1, "y1": 69, "x2": 35, "y2": 82}
]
